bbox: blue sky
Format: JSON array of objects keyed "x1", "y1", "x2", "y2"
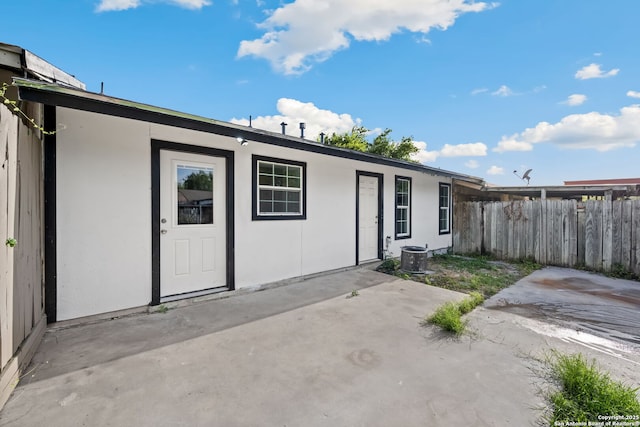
[{"x1": 4, "y1": 0, "x2": 639, "y2": 185}]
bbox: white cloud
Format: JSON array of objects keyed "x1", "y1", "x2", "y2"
[
  {"x1": 494, "y1": 105, "x2": 640, "y2": 153},
  {"x1": 493, "y1": 138, "x2": 533, "y2": 153},
  {"x1": 464, "y1": 160, "x2": 479, "y2": 169},
  {"x1": 230, "y1": 98, "x2": 359, "y2": 139},
  {"x1": 411, "y1": 141, "x2": 487, "y2": 163},
  {"x1": 96, "y1": 0, "x2": 210, "y2": 12},
  {"x1": 575, "y1": 63, "x2": 619, "y2": 80},
  {"x1": 492, "y1": 85, "x2": 514, "y2": 97},
  {"x1": 411, "y1": 141, "x2": 440, "y2": 163},
  {"x1": 486, "y1": 166, "x2": 504, "y2": 175},
  {"x1": 562, "y1": 94, "x2": 587, "y2": 106},
  {"x1": 471, "y1": 88, "x2": 488, "y2": 95},
  {"x1": 96, "y1": 0, "x2": 139, "y2": 10},
  {"x1": 237, "y1": 0, "x2": 496, "y2": 75},
  {"x1": 440, "y1": 142, "x2": 487, "y2": 157},
  {"x1": 231, "y1": 99, "x2": 488, "y2": 165},
  {"x1": 627, "y1": 90, "x2": 640, "y2": 99}
]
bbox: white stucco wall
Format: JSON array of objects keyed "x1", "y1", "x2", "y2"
[
  {"x1": 55, "y1": 107, "x2": 452, "y2": 320},
  {"x1": 56, "y1": 109, "x2": 152, "y2": 320}
]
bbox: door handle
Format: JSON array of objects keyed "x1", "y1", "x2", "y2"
[{"x1": 160, "y1": 229, "x2": 168, "y2": 234}]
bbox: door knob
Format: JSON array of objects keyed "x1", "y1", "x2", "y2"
[
  {"x1": 160, "y1": 229, "x2": 168, "y2": 234},
  {"x1": 161, "y1": 218, "x2": 167, "y2": 224}
]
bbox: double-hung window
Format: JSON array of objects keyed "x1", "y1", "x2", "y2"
[
  {"x1": 253, "y1": 155, "x2": 306, "y2": 220},
  {"x1": 395, "y1": 176, "x2": 411, "y2": 239},
  {"x1": 439, "y1": 183, "x2": 451, "y2": 234}
]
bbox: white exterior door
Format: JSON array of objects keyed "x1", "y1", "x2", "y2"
[
  {"x1": 358, "y1": 175, "x2": 379, "y2": 262},
  {"x1": 160, "y1": 151, "x2": 226, "y2": 297}
]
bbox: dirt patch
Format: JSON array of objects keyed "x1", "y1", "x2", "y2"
[{"x1": 377, "y1": 254, "x2": 541, "y2": 298}]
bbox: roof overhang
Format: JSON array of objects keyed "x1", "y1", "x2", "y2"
[
  {"x1": 483, "y1": 185, "x2": 639, "y2": 199},
  {"x1": 14, "y1": 77, "x2": 483, "y2": 183},
  {"x1": 1, "y1": 43, "x2": 85, "y2": 89}
]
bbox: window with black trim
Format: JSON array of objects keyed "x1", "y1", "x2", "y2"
[
  {"x1": 439, "y1": 183, "x2": 451, "y2": 234},
  {"x1": 395, "y1": 176, "x2": 411, "y2": 239},
  {"x1": 252, "y1": 155, "x2": 306, "y2": 220}
]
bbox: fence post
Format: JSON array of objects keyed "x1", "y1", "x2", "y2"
[{"x1": 602, "y1": 190, "x2": 613, "y2": 271}]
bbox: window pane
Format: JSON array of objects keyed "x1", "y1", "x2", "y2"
[
  {"x1": 177, "y1": 165, "x2": 213, "y2": 225},
  {"x1": 440, "y1": 208, "x2": 449, "y2": 232},
  {"x1": 396, "y1": 221, "x2": 407, "y2": 235},
  {"x1": 259, "y1": 174, "x2": 273, "y2": 186},
  {"x1": 273, "y1": 201, "x2": 287, "y2": 213},
  {"x1": 288, "y1": 202, "x2": 300, "y2": 213},
  {"x1": 274, "y1": 176, "x2": 287, "y2": 187},
  {"x1": 259, "y1": 163, "x2": 273, "y2": 175},
  {"x1": 287, "y1": 177, "x2": 300, "y2": 188},
  {"x1": 260, "y1": 201, "x2": 272, "y2": 213},
  {"x1": 273, "y1": 164, "x2": 287, "y2": 176},
  {"x1": 288, "y1": 191, "x2": 300, "y2": 202},
  {"x1": 288, "y1": 166, "x2": 300, "y2": 177},
  {"x1": 274, "y1": 190, "x2": 287, "y2": 201},
  {"x1": 259, "y1": 189, "x2": 273, "y2": 202}
]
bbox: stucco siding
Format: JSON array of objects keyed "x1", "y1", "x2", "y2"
[
  {"x1": 55, "y1": 108, "x2": 452, "y2": 320},
  {"x1": 57, "y1": 108, "x2": 152, "y2": 320}
]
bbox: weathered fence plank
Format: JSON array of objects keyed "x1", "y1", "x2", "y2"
[
  {"x1": 621, "y1": 201, "x2": 632, "y2": 268},
  {"x1": 584, "y1": 201, "x2": 603, "y2": 270},
  {"x1": 602, "y1": 192, "x2": 613, "y2": 270},
  {"x1": 630, "y1": 200, "x2": 640, "y2": 274},
  {"x1": 577, "y1": 206, "x2": 585, "y2": 265},
  {"x1": 611, "y1": 200, "x2": 622, "y2": 266}
]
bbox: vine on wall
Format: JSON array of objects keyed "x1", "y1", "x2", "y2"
[{"x1": 1, "y1": 82, "x2": 55, "y2": 135}]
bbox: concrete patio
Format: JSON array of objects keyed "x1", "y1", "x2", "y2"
[{"x1": 1, "y1": 266, "x2": 639, "y2": 427}]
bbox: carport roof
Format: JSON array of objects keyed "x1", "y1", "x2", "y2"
[
  {"x1": 14, "y1": 77, "x2": 483, "y2": 183},
  {"x1": 484, "y1": 184, "x2": 639, "y2": 199}
]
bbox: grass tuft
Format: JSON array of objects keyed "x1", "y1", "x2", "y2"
[
  {"x1": 457, "y1": 291, "x2": 484, "y2": 314},
  {"x1": 546, "y1": 353, "x2": 640, "y2": 424},
  {"x1": 424, "y1": 292, "x2": 484, "y2": 335},
  {"x1": 424, "y1": 302, "x2": 467, "y2": 335}
]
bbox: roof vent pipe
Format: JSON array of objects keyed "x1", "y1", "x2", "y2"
[
  {"x1": 299, "y1": 122, "x2": 306, "y2": 138},
  {"x1": 280, "y1": 122, "x2": 287, "y2": 135},
  {"x1": 319, "y1": 132, "x2": 325, "y2": 144}
]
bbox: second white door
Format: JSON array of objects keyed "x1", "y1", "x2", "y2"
[{"x1": 358, "y1": 175, "x2": 379, "y2": 262}]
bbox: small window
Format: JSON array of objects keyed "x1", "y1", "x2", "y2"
[
  {"x1": 395, "y1": 176, "x2": 411, "y2": 239},
  {"x1": 253, "y1": 155, "x2": 306, "y2": 220},
  {"x1": 176, "y1": 165, "x2": 214, "y2": 225},
  {"x1": 439, "y1": 183, "x2": 451, "y2": 234}
]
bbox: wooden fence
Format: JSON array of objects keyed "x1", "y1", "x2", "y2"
[
  {"x1": 0, "y1": 102, "x2": 46, "y2": 409},
  {"x1": 453, "y1": 199, "x2": 640, "y2": 275}
]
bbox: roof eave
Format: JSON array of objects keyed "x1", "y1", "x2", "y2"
[{"x1": 14, "y1": 78, "x2": 482, "y2": 182}]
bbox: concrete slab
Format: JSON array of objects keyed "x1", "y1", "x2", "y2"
[
  {"x1": 1, "y1": 267, "x2": 639, "y2": 427},
  {"x1": 485, "y1": 266, "x2": 640, "y2": 348}
]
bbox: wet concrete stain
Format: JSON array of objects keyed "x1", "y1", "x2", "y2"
[
  {"x1": 485, "y1": 269, "x2": 640, "y2": 348},
  {"x1": 534, "y1": 276, "x2": 640, "y2": 306}
]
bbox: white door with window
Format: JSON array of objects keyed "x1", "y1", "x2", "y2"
[
  {"x1": 160, "y1": 151, "x2": 226, "y2": 297},
  {"x1": 358, "y1": 175, "x2": 379, "y2": 262}
]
